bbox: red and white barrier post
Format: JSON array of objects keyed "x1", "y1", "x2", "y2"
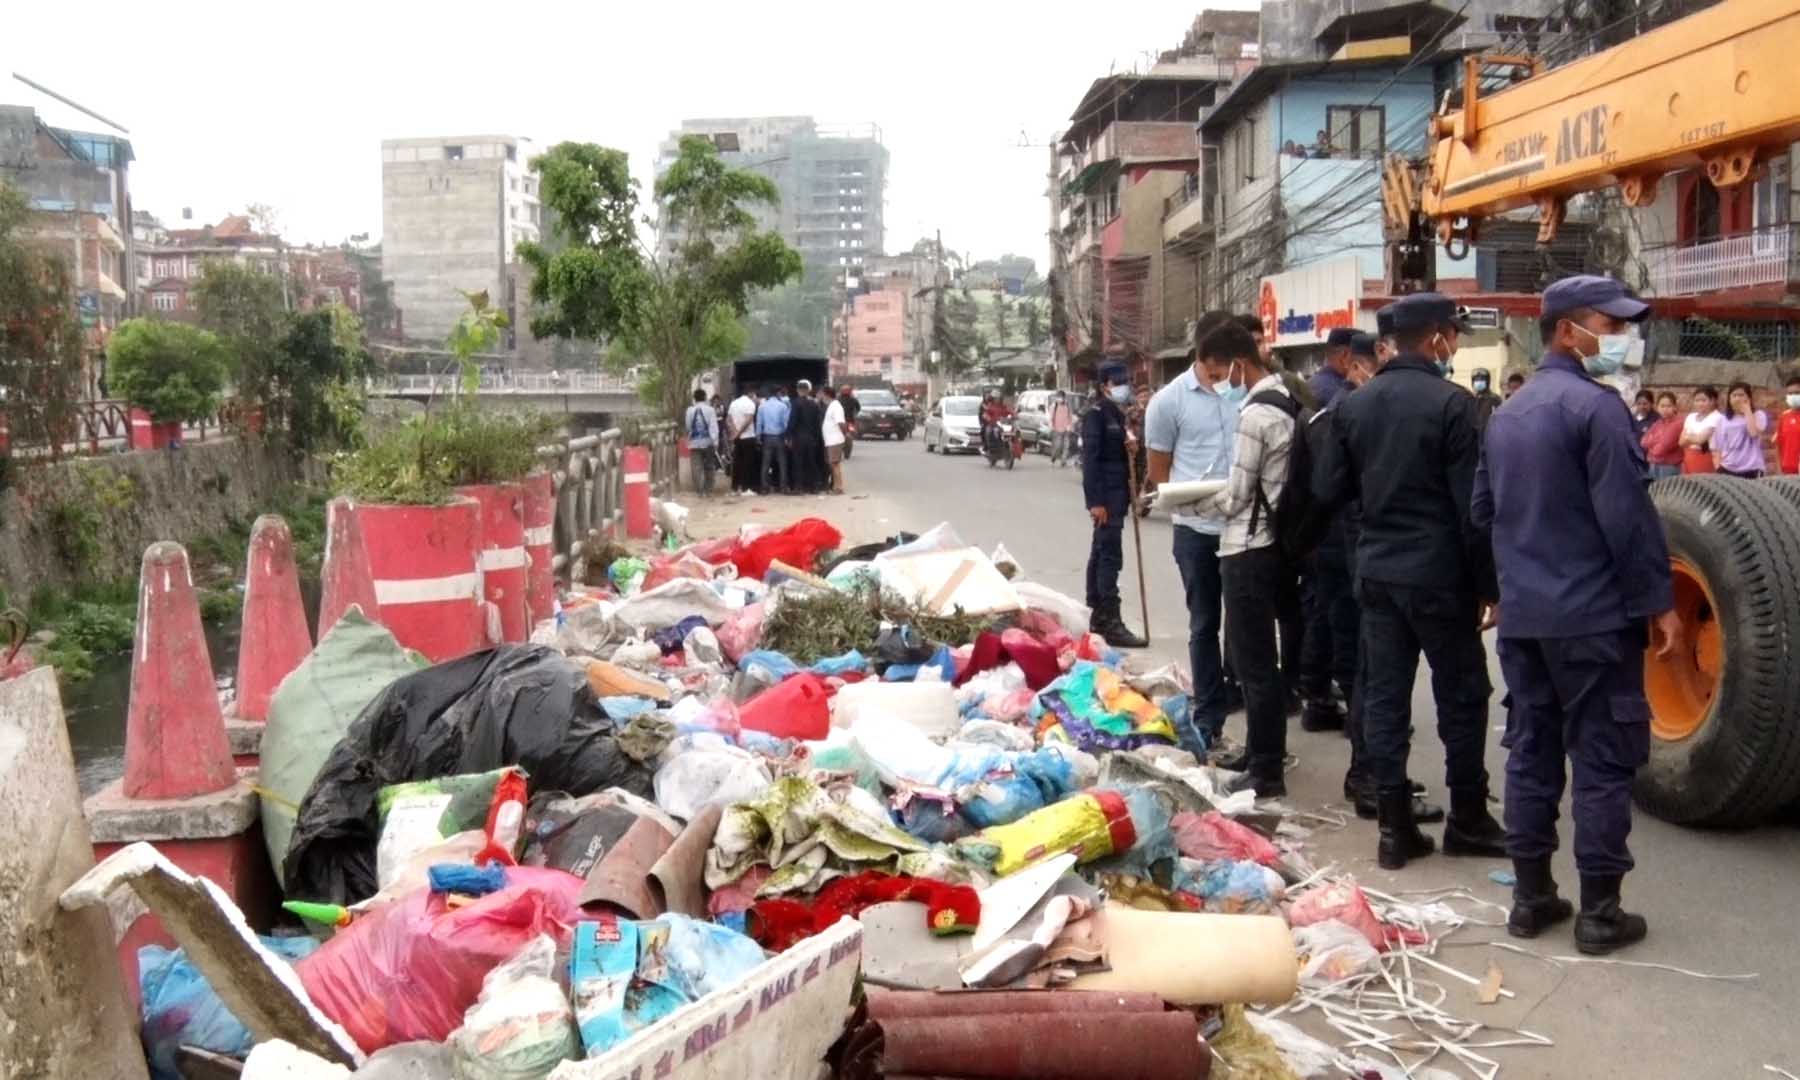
[
  {"x1": 233, "y1": 515, "x2": 313, "y2": 724},
  {"x1": 317, "y1": 496, "x2": 380, "y2": 638},
  {"x1": 459, "y1": 482, "x2": 529, "y2": 644},
  {"x1": 360, "y1": 498, "x2": 486, "y2": 662},
  {"x1": 624, "y1": 445, "x2": 653, "y2": 540},
  {"x1": 522, "y1": 471, "x2": 556, "y2": 626}
]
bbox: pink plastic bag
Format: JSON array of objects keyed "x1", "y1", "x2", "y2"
[
  {"x1": 640, "y1": 551, "x2": 721, "y2": 593},
  {"x1": 1015, "y1": 610, "x2": 1076, "y2": 667},
  {"x1": 1171, "y1": 811, "x2": 1282, "y2": 867},
  {"x1": 716, "y1": 602, "x2": 765, "y2": 663},
  {"x1": 297, "y1": 867, "x2": 586, "y2": 1053},
  {"x1": 1286, "y1": 880, "x2": 1425, "y2": 952}
]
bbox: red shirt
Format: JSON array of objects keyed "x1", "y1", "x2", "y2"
[
  {"x1": 1640, "y1": 415, "x2": 1683, "y2": 466},
  {"x1": 1777, "y1": 408, "x2": 1800, "y2": 473}
]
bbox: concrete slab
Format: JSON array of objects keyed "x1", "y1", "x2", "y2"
[
  {"x1": 227, "y1": 716, "x2": 267, "y2": 757},
  {"x1": 0, "y1": 667, "x2": 149, "y2": 1079},
  {"x1": 85, "y1": 775, "x2": 260, "y2": 843}
]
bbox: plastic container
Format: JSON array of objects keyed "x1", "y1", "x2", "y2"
[
  {"x1": 831, "y1": 680, "x2": 958, "y2": 736},
  {"x1": 737, "y1": 672, "x2": 830, "y2": 740}
]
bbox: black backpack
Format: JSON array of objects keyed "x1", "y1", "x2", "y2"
[{"x1": 1246, "y1": 390, "x2": 1333, "y2": 563}]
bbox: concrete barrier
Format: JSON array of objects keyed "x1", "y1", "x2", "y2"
[
  {"x1": 1, "y1": 667, "x2": 149, "y2": 1079},
  {"x1": 317, "y1": 496, "x2": 378, "y2": 640},
  {"x1": 623, "y1": 445, "x2": 653, "y2": 539},
  {"x1": 361, "y1": 498, "x2": 486, "y2": 662},
  {"x1": 235, "y1": 515, "x2": 313, "y2": 723},
  {"x1": 523, "y1": 471, "x2": 556, "y2": 625},
  {"x1": 459, "y1": 482, "x2": 530, "y2": 644}
]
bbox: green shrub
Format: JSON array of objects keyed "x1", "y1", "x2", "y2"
[
  {"x1": 107, "y1": 319, "x2": 230, "y2": 423},
  {"x1": 334, "y1": 410, "x2": 556, "y2": 504}
]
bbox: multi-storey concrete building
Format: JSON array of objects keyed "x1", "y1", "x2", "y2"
[{"x1": 380, "y1": 134, "x2": 540, "y2": 345}]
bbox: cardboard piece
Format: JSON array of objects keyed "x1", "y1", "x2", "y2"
[
  {"x1": 61, "y1": 842, "x2": 365, "y2": 1068},
  {"x1": 1069, "y1": 903, "x2": 1297, "y2": 1005},
  {"x1": 550, "y1": 916, "x2": 863, "y2": 1080},
  {"x1": 877, "y1": 546, "x2": 1022, "y2": 617},
  {"x1": 577, "y1": 814, "x2": 678, "y2": 918},
  {"x1": 859, "y1": 900, "x2": 975, "y2": 990},
  {"x1": 649, "y1": 804, "x2": 722, "y2": 919}
]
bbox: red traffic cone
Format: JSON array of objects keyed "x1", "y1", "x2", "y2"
[
  {"x1": 318, "y1": 496, "x2": 379, "y2": 638},
  {"x1": 124, "y1": 542, "x2": 236, "y2": 799},
  {"x1": 235, "y1": 515, "x2": 313, "y2": 722}
]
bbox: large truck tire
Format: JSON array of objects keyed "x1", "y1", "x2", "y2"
[{"x1": 1637, "y1": 475, "x2": 1800, "y2": 825}]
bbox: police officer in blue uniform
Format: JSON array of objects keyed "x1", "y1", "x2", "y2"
[
  {"x1": 1083, "y1": 360, "x2": 1149, "y2": 648},
  {"x1": 1473, "y1": 275, "x2": 1679, "y2": 954},
  {"x1": 1316, "y1": 293, "x2": 1506, "y2": 870}
]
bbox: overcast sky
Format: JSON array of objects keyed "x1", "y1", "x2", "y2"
[{"x1": 4, "y1": 1, "x2": 1255, "y2": 268}]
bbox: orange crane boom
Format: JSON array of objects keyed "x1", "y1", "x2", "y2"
[{"x1": 1386, "y1": 0, "x2": 1800, "y2": 280}]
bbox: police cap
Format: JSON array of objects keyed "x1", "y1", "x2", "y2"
[
  {"x1": 1541, "y1": 274, "x2": 1650, "y2": 323},
  {"x1": 1350, "y1": 332, "x2": 1378, "y2": 359},
  {"x1": 1375, "y1": 304, "x2": 1396, "y2": 337},
  {"x1": 1325, "y1": 327, "x2": 1359, "y2": 349},
  {"x1": 1389, "y1": 292, "x2": 1472, "y2": 334},
  {"x1": 1097, "y1": 360, "x2": 1130, "y2": 385}
]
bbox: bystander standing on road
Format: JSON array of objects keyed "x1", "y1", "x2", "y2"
[
  {"x1": 787, "y1": 380, "x2": 824, "y2": 494},
  {"x1": 1712, "y1": 381, "x2": 1769, "y2": 477},
  {"x1": 1081, "y1": 361, "x2": 1149, "y2": 650},
  {"x1": 757, "y1": 384, "x2": 791, "y2": 494},
  {"x1": 1189, "y1": 322, "x2": 1296, "y2": 797},
  {"x1": 1474, "y1": 274, "x2": 1677, "y2": 954},
  {"x1": 1640, "y1": 392, "x2": 1684, "y2": 480},
  {"x1": 820, "y1": 385, "x2": 848, "y2": 495},
  {"x1": 1145, "y1": 325, "x2": 1239, "y2": 755},
  {"x1": 1298, "y1": 328, "x2": 1359, "y2": 736},
  {"x1": 1316, "y1": 292, "x2": 1505, "y2": 870},
  {"x1": 728, "y1": 386, "x2": 761, "y2": 495},
  {"x1": 1048, "y1": 390, "x2": 1076, "y2": 466},
  {"x1": 1471, "y1": 368, "x2": 1504, "y2": 433},
  {"x1": 1629, "y1": 391, "x2": 1656, "y2": 442},
  {"x1": 1236, "y1": 313, "x2": 1305, "y2": 713},
  {"x1": 1504, "y1": 372, "x2": 1525, "y2": 400},
  {"x1": 684, "y1": 388, "x2": 720, "y2": 497},
  {"x1": 1679, "y1": 385, "x2": 1721, "y2": 474},
  {"x1": 839, "y1": 386, "x2": 861, "y2": 459},
  {"x1": 1775, "y1": 375, "x2": 1800, "y2": 474}
]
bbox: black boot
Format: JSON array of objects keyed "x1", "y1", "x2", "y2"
[
  {"x1": 1094, "y1": 602, "x2": 1148, "y2": 649},
  {"x1": 1352, "y1": 774, "x2": 1444, "y2": 823},
  {"x1": 1507, "y1": 857, "x2": 1574, "y2": 939},
  {"x1": 1376, "y1": 787, "x2": 1436, "y2": 869},
  {"x1": 1574, "y1": 875, "x2": 1648, "y2": 955},
  {"x1": 1225, "y1": 765, "x2": 1286, "y2": 800},
  {"x1": 1301, "y1": 696, "x2": 1346, "y2": 732},
  {"x1": 1442, "y1": 787, "x2": 1508, "y2": 857}
]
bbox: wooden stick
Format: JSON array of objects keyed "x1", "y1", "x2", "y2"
[{"x1": 1125, "y1": 445, "x2": 1150, "y2": 636}]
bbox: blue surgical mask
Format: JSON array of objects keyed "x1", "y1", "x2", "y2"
[
  {"x1": 1573, "y1": 323, "x2": 1634, "y2": 376},
  {"x1": 1215, "y1": 362, "x2": 1248, "y2": 406},
  {"x1": 1472, "y1": 379, "x2": 1490, "y2": 393},
  {"x1": 1108, "y1": 384, "x2": 1132, "y2": 405}
]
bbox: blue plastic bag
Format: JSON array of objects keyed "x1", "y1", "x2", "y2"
[
  {"x1": 883, "y1": 645, "x2": 955, "y2": 683},
  {"x1": 958, "y1": 749, "x2": 1079, "y2": 829},
  {"x1": 739, "y1": 649, "x2": 801, "y2": 682},
  {"x1": 140, "y1": 936, "x2": 318, "y2": 1080},
  {"x1": 809, "y1": 649, "x2": 869, "y2": 676}
]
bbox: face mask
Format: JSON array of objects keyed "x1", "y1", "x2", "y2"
[
  {"x1": 1787, "y1": 394, "x2": 1800, "y2": 409},
  {"x1": 1108, "y1": 384, "x2": 1132, "y2": 405},
  {"x1": 1571, "y1": 322, "x2": 1634, "y2": 376},
  {"x1": 1429, "y1": 333, "x2": 1454, "y2": 376},
  {"x1": 1216, "y1": 362, "x2": 1248, "y2": 406},
  {"x1": 1472, "y1": 379, "x2": 1489, "y2": 393}
]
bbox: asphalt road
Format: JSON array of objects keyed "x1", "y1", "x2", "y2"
[{"x1": 836, "y1": 433, "x2": 1800, "y2": 1079}]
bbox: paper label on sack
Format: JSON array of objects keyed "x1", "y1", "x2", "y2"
[{"x1": 375, "y1": 793, "x2": 453, "y2": 888}]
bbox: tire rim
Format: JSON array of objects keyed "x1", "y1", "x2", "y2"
[{"x1": 1645, "y1": 557, "x2": 1722, "y2": 742}]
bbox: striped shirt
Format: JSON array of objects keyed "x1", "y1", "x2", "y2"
[{"x1": 1199, "y1": 374, "x2": 1294, "y2": 557}]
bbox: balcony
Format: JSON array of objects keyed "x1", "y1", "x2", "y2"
[
  {"x1": 1643, "y1": 226, "x2": 1799, "y2": 298},
  {"x1": 1096, "y1": 121, "x2": 1198, "y2": 166},
  {"x1": 1163, "y1": 173, "x2": 1209, "y2": 244}
]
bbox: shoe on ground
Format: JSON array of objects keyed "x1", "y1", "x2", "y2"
[
  {"x1": 1507, "y1": 857, "x2": 1575, "y2": 939},
  {"x1": 1301, "y1": 698, "x2": 1347, "y2": 732},
  {"x1": 1442, "y1": 789, "x2": 1508, "y2": 857},
  {"x1": 1224, "y1": 770, "x2": 1287, "y2": 800},
  {"x1": 1351, "y1": 780, "x2": 1444, "y2": 824},
  {"x1": 1376, "y1": 787, "x2": 1436, "y2": 870},
  {"x1": 1213, "y1": 747, "x2": 1250, "y2": 772},
  {"x1": 1574, "y1": 874, "x2": 1648, "y2": 954}
]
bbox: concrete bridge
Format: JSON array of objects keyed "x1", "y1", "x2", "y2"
[{"x1": 367, "y1": 371, "x2": 652, "y2": 416}]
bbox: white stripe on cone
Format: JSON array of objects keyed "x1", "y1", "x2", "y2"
[
  {"x1": 374, "y1": 572, "x2": 481, "y2": 606},
  {"x1": 523, "y1": 525, "x2": 554, "y2": 546},
  {"x1": 478, "y1": 546, "x2": 529, "y2": 571},
  {"x1": 623, "y1": 471, "x2": 650, "y2": 483}
]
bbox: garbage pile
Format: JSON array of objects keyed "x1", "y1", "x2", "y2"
[{"x1": 95, "y1": 514, "x2": 1556, "y2": 1080}]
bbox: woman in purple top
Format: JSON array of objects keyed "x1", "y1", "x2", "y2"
[{"x1": 1712, "y1": 380, "x2": 1770, "y2": 477}]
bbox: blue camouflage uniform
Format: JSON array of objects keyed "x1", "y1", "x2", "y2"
[{"x1": 1473, "y1": 277, "x2": 1671, "y2": 879}]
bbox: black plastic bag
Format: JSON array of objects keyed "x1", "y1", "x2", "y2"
[
  {"x1": 819, "y1": 533, "x2": 918, "y2": 577},
  {"x1": 872, "y1": 623, "x2": 934, "y2": 667},
  {"x1": 283, "y1": 645, "x2": 654, "y2": 903}
]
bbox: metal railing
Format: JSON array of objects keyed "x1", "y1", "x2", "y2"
[
  {"x1": 1163, "y1": 173, "x2": 1202, "y2": 220},
  {"x1": 534, "y1": 419, "x2": 677, "y2": 583},
  {"x1": 1643, "y1": 225, "x2": 1799, "y2": 297},
  {"x1": 372, "y1": 371, "x2": 638, "y2": 396},
  {"x1": 4, "y1": 399, "x2": 239, "y2": 460}
]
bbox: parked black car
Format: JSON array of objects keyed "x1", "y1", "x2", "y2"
[{"x1": 852, "y1": 388, "x2": 913, "y2": 439}]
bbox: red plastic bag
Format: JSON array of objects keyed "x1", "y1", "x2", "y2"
[
  {"x1": 641, "y1": 551, "x2": 722, "y2": 593},
  {"x1": 738, "y1": 673, "x2": 830, "y2": 740},
  {"x1": 732, "y1": 518, "x2": 843, "y2": 580},
  {"x1": 297, "y1": 867, "x2": 586, "y2": 1053},
  {"x1": 1171, "y1": 811, "x2": 1282, "y2": 867},
  {"x1": 1286, "y1": 880, "x2": 1425, "y2": 952}
]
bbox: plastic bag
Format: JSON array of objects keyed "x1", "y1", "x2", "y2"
[
  {"x1": 1287, "y1": 879, "x2": 1425, "y2": 952},
  {"x1": 1013, "y1": 580, "x2": 1091, "y2": 638},
  {"x1": 877, "y1": 522, "x2": 965, "y2": 558},
  {"x1": 1293, "y1": 919, "x2": 1382, "y2": 986},
  {"x1": 1170, "y1": 810, "x2": 1282, "y2": 868},
  {"x1": 571, "y1": 914, "x2": 766, "y2": 1059},
  {"x1": 989, "y1": 543, "x2": 1023, "y2": 580},
  {"x1": 732, "y1": 517, "x2": 843, "y2": 580},
  {"x1": 449, "y1": 935, "x2": 578, "y2": 1079},
  {"x1": 955, "y1": 748, "x2": 1079, "y2": 829},
  {"x1": 140, "y1": 936, "x2": 318, "y2": 1080},
  {"x1": 607, "y1": 557, "x2": 650, "y2": 597},
  {"x1": 739, "y1": 649, "x2": 802, "y2": 682},
  {"x1": 1170, "y1": 857, "x2": 1285, "y2": 914},
  {"x1": 809, "y1": 649, "x2": 869, "y2": 676},
  {"x1": 640, "y1": 551, "x2": 718, "y2": 594},
  {"x1": 653, "y1": 738, "x2": 774, "y2": 821},
  {"x1": 955, "y1": 788, "x2": 1138, "y2": 877},
  {"x1": 375, "y1": 768, "x2": 512, "y2": 891},
  {"x1": 297, "y1": 867, "x2": 586, "y2": 1054},
  {"x1": 682, "y1": 626, "x2": 723, "y2": 668},
  {"x1": 715, "y1": 602, "x2": 765, "y2": 663}
]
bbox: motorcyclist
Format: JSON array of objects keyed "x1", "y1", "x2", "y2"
[{"x1": 981, "y1": 389, "x2": 1014, "y2": 457}]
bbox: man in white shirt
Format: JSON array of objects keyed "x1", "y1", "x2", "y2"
[
  {"x1": 820, "y1": 384, "x2": 848, "y2": 494},
  {"x1": 726, "y1": 387, "x2": 760, "y2": 495},
  {"x1": 1192, "y1": 321, "x2": 1297, "y2": 797}
]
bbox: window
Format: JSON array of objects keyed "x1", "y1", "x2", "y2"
[
  {"x1": 866, "y1": 324, "x2": 877, "y2": 333},
  {"x1": 510, "y1": 178, "x2": 518, "y2": 192},
  {"x1": 510, "y1": 205, "x2": 518, "y2": 220},
  {"x1": 505, "y1": 144, "x2": 516, "y2": 162},
  {"x1": 1756, "y1": 157, "x2": 1791, "y2": 230},
  {"x1": 1234, "y1": 120, "x2": 1256, "y2": 187},
  {"x1": 1325, "y1": 106, "x2": 1385, "y2": 157},
  {"x1": 444, "y1": 144, "x2": 464, "y2": 161},
  {"x1": 154, "y1": 259, "x2": 171, "y2": 278},
  {"x1": 880, "y1": 356, "x2": 893, "y2": 371},
  {"x1": 151, "y1": 291, "x2": 177, "y2": 312}
]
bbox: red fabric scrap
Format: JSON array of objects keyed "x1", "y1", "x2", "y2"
[
  {"x1": 747, "y1": 872, "x2": 981, "y2": 952},
  {"x1": 732, "y1": 518, "x2": 843, "y2": 580},
  {"x1": 951, "y1": 629, "x2": 1060, "y2": 691}
]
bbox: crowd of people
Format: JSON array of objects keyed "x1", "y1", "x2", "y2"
[
  {"x1": 1631, "y1": 376, "x2": 1800, "y2": 479},
  {"x1": 699, "y1": 382, "x2": 861, "y2": 498},
  {"x1": 1073, "y1": 275, "x2": 1698, "y2": 957}
]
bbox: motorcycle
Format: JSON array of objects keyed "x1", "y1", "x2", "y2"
[{"x1": 984, "y1": 420, "x2": 1021, "y2": 470}]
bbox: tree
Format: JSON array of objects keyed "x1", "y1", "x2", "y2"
[
  {"x1": 991, "y1": 287, "x2": 1011, "y2": 347},
  {"x1": 1023, "y1": 295, "x2": 1045, "y2": 347},
  {"x1": 107, "y1": 320, "x2": 229, "y2": 423},
  {"x1": 272, "y1": 305, "x2": 367, "y2": 450},
  {"x1": 517, "y1": 136, "x2": 802, "y2": 419},
  {"x1": 191, "y1": 260, "x2": 287, "y2": 404},
  {"x1": 0, "y1": 180, "x2": 85, "y2": 458}
]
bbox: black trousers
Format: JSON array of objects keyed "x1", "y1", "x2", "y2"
[
  {"x1": 1084, "y1": 507, "x2": 1125, "y2": 611},
  {"x1": 1359, "y1": 579, "x2": 1492, "y2": 795},
  {"x1": 760, "y1": 435, "x2": 789, "y2": 493},
  {"x1": 1299, "y1": 544, "x2": 1357, "y2": 701},
  {"x1": 791, "y1": 436, "x2": 822, "y2": 492},
  {"x1": 731, "y1": 438, "x2": 760, "y2": 492},
  {"x1": 1222, "y1": 545, "x2": 1290, "y2": 777},
  {"x1": 1499, "y1": 626, "x2": 1650, "y2": 876}
]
